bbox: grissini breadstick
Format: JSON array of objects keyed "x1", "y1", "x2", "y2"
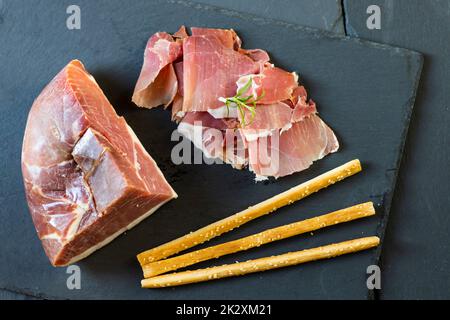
[
  {"x1": 137, "y1": 159, "x2": 362, "y2": 265},
  {"x1": 143, "y1": 202, "x2": 375, "y2": 278},
  {"x1": 141, "y1": 236, "x2": 380, "y2": 288}
]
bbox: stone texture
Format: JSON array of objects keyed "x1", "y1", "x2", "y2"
[
  {"x1": 193, "y1": 0, "x2": 345, "y2": 33},
  {"x1": 344, "y1": 0, "x2": 450, "y2": 299}
]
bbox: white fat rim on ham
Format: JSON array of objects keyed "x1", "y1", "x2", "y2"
[
  {"x1": 63, "y1": 198, "x2": 172, "y2": 266},
  {"x1": 208, "y1": 104, "x2": 239, "y2": 119},
  {"x1": 254, "y1": 174, "x2": 269, "y2": 182},
  {"x1": 176, "y1": 111, "x2": 186, "y2": 118},
  {"x1": 241, "y1": 122, "x2": 293, "y2": 142},
  {"x1": 292, "y1": 71, "x2": 299, "y2": 83}
]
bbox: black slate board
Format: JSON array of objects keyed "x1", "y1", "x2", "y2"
[
  {"x1": 344, "y1": 0, "x2": 450, "y2": 299},
  {"x1": 0, "y1": 0, "x2": 422, "y2": 299},
  {"x1": 194, "y1": 0, "x2": 345, "y2": 34}
]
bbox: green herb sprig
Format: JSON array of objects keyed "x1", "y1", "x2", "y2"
[{"x1": 223, "y1": 78, "x2": 265, "y2": 127}]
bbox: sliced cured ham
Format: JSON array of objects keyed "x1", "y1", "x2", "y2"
[
  {"x1": 22, "y1": 60, "x2": 177, "y2": 266},
  {"x1": 182, "y1": 31, "x2": 259, "y2": 116},
  {"x1": 173, "y1": 25, "x2": 189, "y2": 39},
  {"x1": 291, "y1": 95, "x2": 317, "y2": 122},
  {"x1": 171, "y1": 61, "x2": 185, "y2": 121},
  {"x1": 191, "y1": 27, "x2": 242, "y2": 49},
  {"x1": 236, "y1": 66, "x2": 298, "y2": 105},
  {"x1": 177, "y1": 112, "x2": 247, "y2": 169},
  {"x1": 237, "y1": 88, "x2": 317, "y2": 129},
  {"x1": 132, "y1": 32, "x2": 182, "y2": 108},
  {"x1": 239, "y1": 48, "x2": 270, "y2": 65},
  {"x1": 133, "y1": 27, "x2": 339, "y2": 180},
  {"x1": 240, "y1": 102, "x2": 294, "y2": 131},
  {"x1": 244, "y1": 114, "x2": 339, "y2": 179}
]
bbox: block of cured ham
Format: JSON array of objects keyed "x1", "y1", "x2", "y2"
[{"x1": 21, "y1": 60, "x2": 177, "y2": 266}]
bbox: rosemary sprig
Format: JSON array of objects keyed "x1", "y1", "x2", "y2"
[{"x1": 223, "y1": 78, "x2": 265, "y2": 127}]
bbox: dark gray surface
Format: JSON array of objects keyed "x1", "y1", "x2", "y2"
[
  {"x1": 0, "y1": 289, "x2": 36, "y2": 300},
  {"x1": 344, "y1": 0, "x2": 450, "y2": 300},
  {"x1": 0, "y1": 0, "x2": 422, "y2": 299},
  {"x1": 0, "y1": 292, "x2": 26, "y2": 300},
  {"x1": 194, "y1": 0, "x2": 345, "y2": 33}
]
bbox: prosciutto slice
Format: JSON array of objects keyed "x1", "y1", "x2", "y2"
[
  {"x1": 177, "y1": 112, "x2": 247, "y2": 169},
  {"x1": 244, "y1": 115, "x2": 339, "y2": 179},
  {"x1": 182, "y1": 28, "x2": 259, "y2": 117},
  {"x1": 171, "y1": 61, "x2": 185, "y2": 121},
  {"x1": 191, "y1": 27, "x2": 242, "y2": 49},
  {"x1": 236, "y1": 66, "x2": 298, "y2": 105},
  {"x1": 133, "y1": 27, "x2": 339, "y2": 180},
  {"x1": 132, "y1": 32, "x2": 182, "y2": 108},
  {"x1": 22, "y1": 60, "x2": 177, "y2": 266}
]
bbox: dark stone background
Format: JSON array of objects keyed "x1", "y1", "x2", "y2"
[
  {"x1": 194, "y1": 0, "x2": 345, "y2": 34},
  {"x1": 1, "y1": 0, "x2": 447, "y2": 299},
  {"x1": 344, "y1": 0, "x2": 450, "y2": 299}
]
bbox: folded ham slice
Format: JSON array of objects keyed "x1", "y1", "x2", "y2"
[
  {"x1": 177, "y1": 112, "x2": 247, "y2": 169},
  {"x1": 22, "y1": 60, "x2": 177, "y2": 266},
  {"x1": 133, "y1": 27, "x2": 339, "y2": 180},
  {"x1": 132, "y1": 32, "x2": 182, "y2": 108}
]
